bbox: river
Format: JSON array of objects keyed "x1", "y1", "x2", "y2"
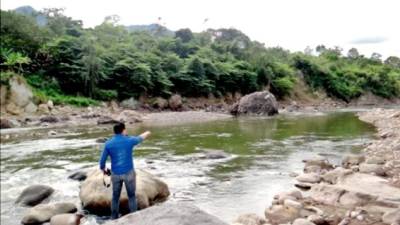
[{"x1": 0, "y1": 111, "x2": 375, "y2": 224}]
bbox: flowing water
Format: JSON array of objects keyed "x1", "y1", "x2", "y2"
[{"x1": 0, "y1": 112, "x2": 375, "y2": 224}]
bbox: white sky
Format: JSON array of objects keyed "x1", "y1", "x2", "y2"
[{"x1": 2, "y1": 0, "x2": 400, "y2": 58}]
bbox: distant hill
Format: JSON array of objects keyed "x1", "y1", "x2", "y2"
[
  {"x1": 13, "y1": 5, "x2": 47, "y2": 26},
  {"x1": 125, "y1": 24, "x2": 175, "y2": 37}
]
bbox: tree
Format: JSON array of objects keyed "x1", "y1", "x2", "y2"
[
  {"x1": 347, "y1": 48, "x2": 360, "y2": 59},
  {"x1": 384, "y1": 56, "x2": 400, "y2": 68},
  {"x1": 41, "y1": 8, "x2": 83, "y2": 37},
  {"x1": 175, "y1": 28, "x2": 193, "y2": 43},
  {"x1": 0, "y1": 48, "x2": 31, "y2": 73},
  {"x1": 103, "y1": 15, "x2": 120, "y2": 25},
  {"x1": 0, "y1": 10, "x2": 46, "y2": 55},
  {"x1": 80, "y1": 36, "x2": 104, "y2": 97},
  {"x1": 371, "y1": 52, "x2": 382, "y2": 61},
  {"x1": 304, "y1": 46, "x2": 313, "y2": 55},
  {"x1": 112, "y1": 57, "x2": 153, "y2": 98},
  {"x1": 45, "y1": 36, "x2": 85, "y2": 95},
  {"x1": 316, "y1": 45, "x2": 327, "y2": 54}
]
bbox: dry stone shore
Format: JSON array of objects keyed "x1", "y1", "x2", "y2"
[{"x1": 232, "y1": 108, "x2": 400, "y2": 225}]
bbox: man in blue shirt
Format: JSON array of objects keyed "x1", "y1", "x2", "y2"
[{"x1": 99, "y1": 122, "x2": 151, "y2": 219}]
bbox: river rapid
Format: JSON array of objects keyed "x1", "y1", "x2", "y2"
[{"x1": 0, "y1": 111, "x2": 375, "y2": 224}]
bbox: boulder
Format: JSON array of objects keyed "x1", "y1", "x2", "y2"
[
  {"x1": 359, "y1": 163, "x2": 386, "y2": 176},
  {"x1": 276, "y1": 190, "x2": 303, "y2": 204},
  {"x1": 292, "y1": 218, "x2": 316, "y2": 225},
  {"x1": 107, "y1": 100, "x2": 117, "y2": 109},
  {"x1": 0, "y1": 84, "x2": 7, "y2": 110},
  {"x1": 382, "y1": 208, "x2": 400, "y2": 224},
  {"x1": 8, "y1": 76, "x2": 34, "y2": 107},
  {"x1": 79, "y1": 169, "x2": 170, "y2": 216},
  {"x1": 200, "y1": 149, "x2": 230, "y2": 159},
  {"x1": 309, "y1": 184, "x2": 345, "y2": 206},
  {"x1": 303, "y1": 158, "x2": 334, "y2": 173},
  {"x1": 97, "y1": 116, "x2": 120, "y2": 125},
  {"x1": 15, "y1": 185, "x2": 54, "y2": 206},
  {"x1": 0, "y1": 118, "x2": 14, "y2": 129},
  {"x1": 169, "y1": 94, "x2": 183, "y2": 110},
  {"x1": 233, "y1": 213, "x2": 267, "y2": 225},
  {"x1": 6, "y1": 102, "x2": 22, "y2": 115},
  {"x1": 303, "y1": 165, "x2": 323, "y2": 174},
  {"x1": 105, "y1": 202, "x2": 228, "y2": 225},
  {"x1": 265, "y1": 205, "x2": 299, "y2": 224},
  {"x1": 322, "y1": 167, "x2": 353, "y2": 184},
  {"x1": 121, "y1": 97, "x2": 139, "y2": 110},
  {"x1": 342, "y1": 155, "x2": 365, "y2": 168},
  {"x1": 117, "y1": 110, "x2": 143, "y2": 123},
  {"x1": 296, "y1": 173, "x2": 321, "y2": 183},
  {"x1": 47, "y1": 100, "x2": 54, "y2": 109},
  {"x1": 230, "y1": 91, "x2": 278, "y2": 116},
  {"x1": 68, "y1": 171, "x2": 87, "y2": 181},
  {"x1": 38, "y1": 104, "x2": 50, "y2": 114},
  {"x1": 284, "y1": 199, "x2": 303, "y2": 209},
  {"x1": 24, "y1": 102, "x2": 37, "y2": 114},
  {"x1": 21, "y1": 203, "x2": 77, "y2": 225},
  {"x1": 307, "y1": 215, "x2": 326, "y2": 225},
  {"x1": 40, "y1": 115, "x2": 59, "y2": 123},
  {"x1": 310, "y1": 173, "x2": 400, "y2": 210},
  {"x1": 96, "y1": 137, "x2": 108, "y2": 143},
  {"x1": 338, "y1": 191, "x2": 376, "y2": 208},
  {"x1": 50, "y1": 213, "x2": 83, "y2": 225},
  {"x1": 153, "y1": 97, "x2": 169, "y2": 109},
  {"x1": 365, "y1": 156, "x2": 386, "y2": 165}
]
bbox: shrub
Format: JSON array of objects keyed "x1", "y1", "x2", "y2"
[
  {"x1": 271, "y1": 76, "x2": 296, "y2": 98},
  {"x1": 94, "y1": 89, "x2": 118, "y2": 101}
]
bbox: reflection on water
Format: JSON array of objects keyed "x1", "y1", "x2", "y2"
[{"x1": 0, "y1": 112, "x2": 375, "y2": 224}]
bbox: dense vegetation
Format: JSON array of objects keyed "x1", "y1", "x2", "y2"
[{"x1": 1, "y1": 7, "x2": 399, "y2": 106}]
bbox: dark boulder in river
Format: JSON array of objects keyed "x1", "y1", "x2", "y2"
[
  {"x1": 68, "y1": 171, "x2": 87, "y2": 181},
  {"x1": 40, "y1": 115, "x2": 59, "y2": 123},
  {"x1": 79, "y1": 169, "x2": 170, "y2": 216},
  {"x1": 0, "y1": 118, "x2": 14, "y2": 129},
  {"x1": 105, "y1": 202, "x2": 228, "y2": 225},
  {"x1": 200, "y1": 149, "x2": 230, "y2": 159},
  {"x1": 16, "y1": 184, "x2": 54, "y2": 206},
  {"x1": 21, "y1": 202, "x2": 77, "y2": 225},
  {"x1": 96, "y1": 137, "x2": 108, "y2": 143},
  {"x1": 230, "y1": 91, "x2": 278, "y2": 116}
]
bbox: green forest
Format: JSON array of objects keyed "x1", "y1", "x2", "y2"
[{"x1": 1, "y1": 7, "x2": 400, "y2": 106}]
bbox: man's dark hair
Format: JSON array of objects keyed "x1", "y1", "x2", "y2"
[{"x1": 114, "y1": 123, "x2": 125, "y2": 134}]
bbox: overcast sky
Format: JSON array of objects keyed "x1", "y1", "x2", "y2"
[{"x1": 2, "y1": 0, "x2": 399, "y2": 58}]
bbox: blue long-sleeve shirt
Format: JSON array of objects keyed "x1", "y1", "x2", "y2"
[{"x1": 99, "y1": 134, "x2": 143, "y2": 175}]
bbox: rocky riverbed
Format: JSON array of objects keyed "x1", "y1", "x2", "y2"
[
  {"x1": 2, "y1": 101, "x2": 399, "y2": 225},
  {"x1": 231, "y1": 108, "x2": 400, "y2": 225}
]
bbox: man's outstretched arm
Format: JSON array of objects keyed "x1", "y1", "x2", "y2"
[{"x1": 139, "y1": 131, "x2": 151, "y2": 140}]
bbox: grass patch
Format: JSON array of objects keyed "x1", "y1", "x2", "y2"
[
  {"x1": 26, "y1": 74, "x2": 98, "y2": 107},
  {"x1": 33, "y1": 89, "x2": 98, "y2": 107}
]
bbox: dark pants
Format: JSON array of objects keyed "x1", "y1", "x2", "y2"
[{"x1": 111, "y1": 170, "x2": 137, "y2": 219}]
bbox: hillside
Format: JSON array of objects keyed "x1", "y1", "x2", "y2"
[{"x1": 1, "y1": 6, "x2": 399, "y2": 110}]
